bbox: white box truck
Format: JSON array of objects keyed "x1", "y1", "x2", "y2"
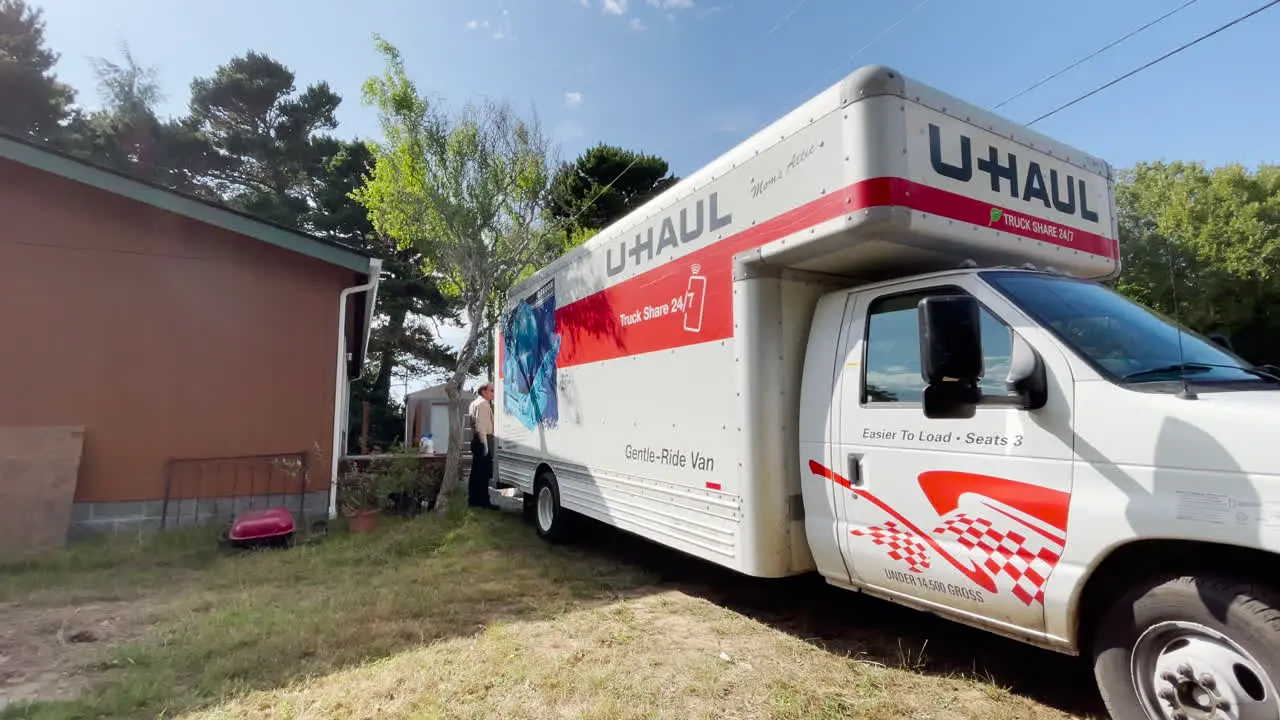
[{"x1": 495, "y1": 66, "x2": 1280, "y2": 719}]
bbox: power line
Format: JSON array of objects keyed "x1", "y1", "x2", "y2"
[
  {"x1": 799, "y1": 0, "x2": 934, "y2": 106},
  {"x1": 562, "y1": 155, "x2": 642, "y2": 229},
  {"x1": 596, "y1": 1, "x2": 937, "y2": 216},
  {"x1": 593, "y1": 0, "x2": 813, "y2": 210},
  {"x1": 1028, "y1": 0, "x2": 1280, "y2": 126},
  {"x1": 767, "y1": 0, "x2": 811, "y2": 35},
  {"x1": 994, "y1": 0, "x2": 1203, "y2": 110},
  {"x1": 840, "y1": 0, "x2": 933, "y2": 71}
]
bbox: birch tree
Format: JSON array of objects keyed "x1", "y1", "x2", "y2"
[{"x1": 353, "y1": 35, "x2": 557, "y2": 513}]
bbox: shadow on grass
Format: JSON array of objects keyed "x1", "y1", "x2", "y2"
[
  {"x1": 1, "y1": 501, "x2": 1105, "y2": 720},
  {"x1": 563, "y1": 515, "x2": 1106, "y2": 719},
  {"x1": 0, "y1": 502, "x2": 661, "y2": 720}
]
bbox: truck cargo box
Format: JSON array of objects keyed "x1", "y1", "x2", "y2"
[{"x1": 495, "y1": 65, "x2": 1119, "y2": 577}]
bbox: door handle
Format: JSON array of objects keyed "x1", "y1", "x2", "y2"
[{"x1": 847, "y1": 453, "x2": 864, "y2": 487}]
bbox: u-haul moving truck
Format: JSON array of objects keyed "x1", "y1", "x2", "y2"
[{"x1": 495, "y1": 66, "x2": 1280, "y2": 718}]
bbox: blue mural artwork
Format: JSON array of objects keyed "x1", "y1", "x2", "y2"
[{"x1": 502, "y1": 278, "x2": 561, "y2": 431}]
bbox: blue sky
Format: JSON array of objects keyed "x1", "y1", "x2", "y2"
[
  {"x1": 32, "y1": 0, "x2": 1280, "y2": 394},
  {"x1": 37, "y1": 0, "x2": 1280, "y2": 176}
]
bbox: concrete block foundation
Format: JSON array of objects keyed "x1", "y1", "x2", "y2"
[{"x1": 68, "y1": 489, "x2": 331, "y2": 539}]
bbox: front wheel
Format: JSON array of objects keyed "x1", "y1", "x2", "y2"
[{"x1": 1092, "y1": 574, "x2": 1280, "y2": 720}]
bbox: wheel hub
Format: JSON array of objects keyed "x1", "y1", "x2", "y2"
[
  {"x1": 1132, "y1": 621, "x2": 1276, "y2": 720},
  {"x1": 536, "y1": 486, "x2": 555, "y2": 531}
]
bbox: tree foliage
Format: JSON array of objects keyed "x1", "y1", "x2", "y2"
[
  {"x1": 185, "y1": 51, "x2": 341, "y2": 226},
  {"x1": 0, "y1": 0, "x2": 74, "y2": 140},
  {"x1": 1115, "y1": 161, "x2": 1280, "y2": 363},
  {"x1": 548, "y1": 143, "x2": 678, "y2": 233},
  {"x1": 354, "y1": 34, "x2": 560, "y2": 510},
  {"x1": 66, "y1": 44, "x2": 214, "y2": 194},
  {"x1": 312, "y1": 139, "x2": 460, "y2": 452}
]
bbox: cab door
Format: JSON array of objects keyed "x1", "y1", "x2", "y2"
[
  {"x1": 799, "y1": 290, "x2": 863, "y2": 588},
  {"x1": 820, "y1": 275, "x2": 1076, "y2": 632}
]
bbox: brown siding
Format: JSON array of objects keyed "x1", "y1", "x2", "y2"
[{"x1": 0, "y1": 158, "x2": 358, "y2": 503}]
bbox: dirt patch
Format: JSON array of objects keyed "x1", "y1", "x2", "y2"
[{"x1": 0, "y1": 598, "x2": 170, "y2": 708}]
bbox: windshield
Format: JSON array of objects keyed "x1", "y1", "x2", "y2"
[{"x1": 981, "y1": 271, "x2": 1269, "y2": 388}]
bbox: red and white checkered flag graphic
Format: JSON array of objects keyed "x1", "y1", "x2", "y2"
[
  {"x1": 932, "y1": 496, "x2": 1066, "y2": 607},
  {"x1": 852, "y1": 520, "x2": 931, "y2": 574}
]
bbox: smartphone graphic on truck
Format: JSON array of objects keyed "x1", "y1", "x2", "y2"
[{"x1": 683, "y1": 270, "x2": 706, "y2": 333}]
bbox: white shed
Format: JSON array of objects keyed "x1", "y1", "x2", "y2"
[{"x1": 404, "y1": 384, "x2": 478, "y2": 453}]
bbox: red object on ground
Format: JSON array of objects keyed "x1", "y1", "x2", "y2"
[{"x1": 228, "y1": 507, "x2": 296, "y2": 543}]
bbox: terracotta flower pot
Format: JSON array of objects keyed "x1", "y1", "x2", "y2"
[{"x1": 345, "y1": 508, "x2": 381, "y2": 534}]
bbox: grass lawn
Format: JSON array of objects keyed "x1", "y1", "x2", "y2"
[{"x1": 0, "y1": 498, "x2": 1104, "y2": 719}]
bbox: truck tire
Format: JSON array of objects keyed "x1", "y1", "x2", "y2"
[
  {"x1": 533, "y1": 471, "x2": 573, "y2": 543},
  {"x1": 521, "y1": 492, "x2": 536, "y2": 523},
  {"x1": 1092, "y1": 574, "x2": 1280, "y2": 720}
]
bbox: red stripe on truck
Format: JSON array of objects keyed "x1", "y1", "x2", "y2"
[{"x1": 552, "y1": 177, "x2": 1116, "y2": 369}]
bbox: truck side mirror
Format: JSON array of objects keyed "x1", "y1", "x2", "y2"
[
  {"x1": 919, "y1": 295, "x2": 983, "y2": 383},
  {"x1": 918, "y1": 295, "x2": 983, "y2": 419},
  {"x1": 1207, "y1": 332, "x2": 1235, "y2": 353},
  {"x1": 1006, "y1": 333, "x2": 1048, "y2": 411}
]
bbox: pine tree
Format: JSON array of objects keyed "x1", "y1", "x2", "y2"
[{"x1": 0, "y1": 0, "x2": 75, "y2": 140}]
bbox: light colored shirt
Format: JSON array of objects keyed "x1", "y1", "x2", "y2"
[{"x1": 469, "y1": 396, "x2": 494, "y2": 448}]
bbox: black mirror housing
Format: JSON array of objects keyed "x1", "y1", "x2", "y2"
[
  {"x1": 922, "y1": 383, "x2": 980, "y2": 419},
  {"x1": 918, "y1": 295, "x2": 984, "y2": 385},
  {"x1": 1006, "y1": 333, "x2": 1048, "y2": 411}
]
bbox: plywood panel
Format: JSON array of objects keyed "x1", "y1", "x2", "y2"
[{"x1": 0, "y1": 426, "x2": 85, "y2": 557}]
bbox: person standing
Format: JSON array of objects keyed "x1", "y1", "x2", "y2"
[{"x1": 467, "y1": 383, "x2": 496, "y2": 509}]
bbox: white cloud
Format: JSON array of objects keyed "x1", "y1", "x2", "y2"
[
  {"x1": 578, "y1": 0, "x2": 590, "y2": 5},
  {"x1": 465, "y1": 17, "x2": 509, "y2": 40},
  {"x1": 603, "y1": 0, "x2": 627, "y2": 15},
  {"x1": 646, "y1": 0, "x2": 694, "y2": 8},
  {"x1": 629, "y1": 17, "x2": 646, "y2": 30},
  {"x1": 564, "y1": 91, "x2": 584, "y2": 107}
]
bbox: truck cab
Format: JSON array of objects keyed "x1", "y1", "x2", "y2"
[{"x1": 800, "y1": 265, "x2": 1280, "y2": 717}]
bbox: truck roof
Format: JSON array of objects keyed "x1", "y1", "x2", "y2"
[{"x1": 512, "y1": 65, "x2": 1116, "y2": 301}]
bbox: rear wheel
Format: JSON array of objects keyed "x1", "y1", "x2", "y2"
[
  {"x1": 1092, "y1": 574, "x2": 1280, "y2": 720},
  {"x1": 533, "y1": 471, "x2": 573, "y2": 543},
  {"x1": 521, "y1": 492, "x2": 536, "y2": 522}
]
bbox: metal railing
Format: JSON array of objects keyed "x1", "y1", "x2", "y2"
[{"x1": 161, "y1": 451, "x2": 312, "y2": 530}]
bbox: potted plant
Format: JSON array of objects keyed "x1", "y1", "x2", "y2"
[
  {"x1": 383, "y1": 442, "x2": 426, "y2": 515},
  {"x1": 336, "y1": 446, "x2": 422, "y2": 533},
  {"x1": 337, "y1": 470, "x2": 386, "y2": 533}
]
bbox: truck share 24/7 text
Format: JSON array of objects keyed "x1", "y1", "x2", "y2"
[{"x1": 494, "y1": 66, "x2": 1280, "y2": 720}]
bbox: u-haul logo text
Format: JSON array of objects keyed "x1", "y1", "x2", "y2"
[
  {"x1": 927, "y1": 123, "x2": 1100, "y2": 225},
  {"x1": 604, "y1": 192, "x2": 733, "y2": 277}
]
